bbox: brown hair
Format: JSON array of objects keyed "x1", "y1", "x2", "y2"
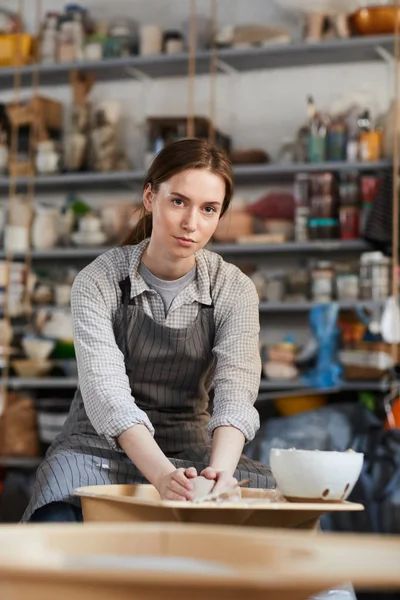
[{"x1": 123, "y1": 138, "x2": 234, "y2": 245}]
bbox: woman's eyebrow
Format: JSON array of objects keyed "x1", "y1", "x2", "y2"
[
  {"x1": 171, "y1": 192, "x2": 222, "y2": 206},
  {"x1": 171, "y1": 192, "x2": 191, "y2": 200}
]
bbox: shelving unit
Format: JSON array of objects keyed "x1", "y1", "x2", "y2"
[{"x1": 0, "y1": 35, "x2": 393, "y2": 409}]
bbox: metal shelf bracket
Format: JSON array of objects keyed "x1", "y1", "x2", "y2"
[
  {"x1": 375, "y1": 45, "x2": 395, "y2": 65},
  {"x1": 215, "y1": 58, "x2": 238, "y2": 75},
  {"x1": 124, "y1": 66, "x2": 151, "y2": 81}
]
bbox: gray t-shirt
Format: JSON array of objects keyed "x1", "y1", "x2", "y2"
[{"x1": 139, "y1": 261, "x2": 197, "y2": 315}]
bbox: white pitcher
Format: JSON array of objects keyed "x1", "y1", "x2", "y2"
[{"x1": 31, "y1": 206, "x2": 59, "y2": 249}]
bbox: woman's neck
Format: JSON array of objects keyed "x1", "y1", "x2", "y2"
[{"x1": 142, "y1": 239, "x2": 195, "y2": 281}]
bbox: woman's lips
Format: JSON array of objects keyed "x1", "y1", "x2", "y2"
[{"x1": 175, "y1": 237, "x2": 195, "y2": 247}]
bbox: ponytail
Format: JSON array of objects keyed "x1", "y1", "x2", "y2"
[{"x1": 123, "y1": 210, "x2": 152, "y2": 245}]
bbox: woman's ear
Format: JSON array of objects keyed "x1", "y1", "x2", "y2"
[{"x1": 143, "y1": 183, "x2": 154, "y2": 213}]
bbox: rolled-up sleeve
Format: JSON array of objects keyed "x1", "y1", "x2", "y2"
[
  {"x1": 71, "y1": 271, "x2": 155, "y2": 450},
  {"x1": 208, "y1": 278, "x2": 261, "y2": 443}
]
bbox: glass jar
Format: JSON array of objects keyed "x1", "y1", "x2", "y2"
[
  {"x1": 311, "y1": 261, "x2": 334, "y2": 303},
  {"x1": 359, "y1": 251, "x2": 391, "y2": 300},
  {"x1": 336, "y1": 273, "x2": 359, "y2": 301}
]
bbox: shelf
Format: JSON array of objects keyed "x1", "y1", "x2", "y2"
[
  {"x1": 0, "y1": 35, "x2": 396, "y2": 90},
  {"x1": 0, "y1": 247, "x2": 112, "y2": 260},
  {"x1": 259, "y1": 379, "x2": 391, "y2": 393},
  {"x1": 0, "y1": 239, "x2": 372, "y2": 261},
  {"x1": 259, "y1": 299, "x2": 384, "y2": 313},
  {"x1": 232, "y1": 160, "x2": 392, "y2": 182},
  {"x1": 0, "y1": 169, "x2": 145, "y2": 191},
  {"x1": 209, "y1": 239, "x2": 371, "y2": 255},
  {"x1": 216, "y1": 35, "x2": 396, "y2": 72},
  {"x1": 0, "y1": 375, "x2": 389, "y2": 392},
  {"x1": 0, "y1": 456, "x2": 42, "y2": 469},
  {"x1": 0, "y1": 160, "x2": 391, "y2": 191},
  {"x1": 4, "y1": 377, "x2": 78, "y2": 389}
]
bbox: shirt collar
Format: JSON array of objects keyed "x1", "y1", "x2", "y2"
[
  {"x1": 128, "y1": 239, "x2": 151, "y2": 298},
  {"x1": 127, "y1": 239, "x2": 212, "y2": 306}
]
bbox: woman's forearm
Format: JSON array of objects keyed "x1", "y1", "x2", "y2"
[
  {"x1": 118, "y1": 425, "x2": 175, "y2": 487},
  {"x1": 209, "y1": 426, "x2": 245, "y2": 476}
]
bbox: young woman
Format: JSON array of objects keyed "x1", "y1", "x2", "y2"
[{"x1": 23, "y1": 138, "x2": 275, "y2": 523}]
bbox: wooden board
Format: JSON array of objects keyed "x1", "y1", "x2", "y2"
[
  {"x1": 74, "y1": 484, "x2": 364, "y2": 529},
  {"x1": 0, "y1": 523, "x2": 398, "y2": 600}
]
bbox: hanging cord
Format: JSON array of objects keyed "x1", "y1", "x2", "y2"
[
  {"x1": 208, "y1": 0, "x2": 217, "y2": 143},
  {"x1": 387, "y1": 0, "x2": 400, "y2": 429},
  {"x1": 0, "y1": 0, "x2": 25, "y2": 413},
  {"x1": 25, "y1": 0, "x2": 41, "y2": 319},
  {"x1": 187, "y1": 0, "x2": 196, "y2": 138}
]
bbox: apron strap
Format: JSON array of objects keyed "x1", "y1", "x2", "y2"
[{"x1": 118, "y1": 276, "x2": 132, "y2": 374}]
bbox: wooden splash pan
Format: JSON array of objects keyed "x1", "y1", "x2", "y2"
[
  {"x1": 1, "y1": 523, "x2": 399, "y2": 600},
  {"x1": 74, "y1": 484, "x2": 364, "y2": 529}
]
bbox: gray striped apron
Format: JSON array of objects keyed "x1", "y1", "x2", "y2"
[{"x1": 22, "y1": 276, "x2": 274, "y2": 521}]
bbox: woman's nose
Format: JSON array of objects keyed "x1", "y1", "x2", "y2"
[{"x1": 183, "y1": 211, "x2": 197, "y2": 232}]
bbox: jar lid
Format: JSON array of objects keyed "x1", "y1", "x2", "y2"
[
  {"x1": 308, "y1": 218, "x2": 338, "y2": 226},
  {"x1": 360, "y1": 251, "x2": 390, "y2": 263}
]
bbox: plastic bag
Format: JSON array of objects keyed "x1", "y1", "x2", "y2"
[
  {"x1": 302, "y1": 303, "x2": 342, "y2": 389},
  {"x1": 245, "y1": 403, "x2": 353, "y2": 462}
]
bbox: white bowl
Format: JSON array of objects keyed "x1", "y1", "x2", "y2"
[
  {"x1": 22, "y1": 337, "x2": 55, "y2": 361},
  {"x1": 270, "y1": 448, "x2": 364, "y2": 502},
  {"x1": 12, "y1": 359, "x2": 51, "y2": 378},
  {"x1": 71, "y1": 231, "x2": 107, "y2": 247}
]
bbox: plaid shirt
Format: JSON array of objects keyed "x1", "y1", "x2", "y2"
[{"x1": 71, "y1": 239, "x2": 261, "y2": 448}]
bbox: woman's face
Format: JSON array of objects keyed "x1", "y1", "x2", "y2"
[{"x1": 143, "y1": 168, "x2": 226, "y2": 257}]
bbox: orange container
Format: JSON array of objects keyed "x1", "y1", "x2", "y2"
[
  {"x1": 350, "y1": 6, "x2": 400, "y2": 36},
  {"x1": 359, "y1": 131, "x2": 382, "y2": 162},
  {"x1": 275, "y1": 394, "x2": 327, "y2": 417},
  {"x1": 0, "y1": 34, "x2": 33, "y2": 67}
]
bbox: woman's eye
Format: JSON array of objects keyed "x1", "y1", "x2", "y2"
[
  {"x1": 172, "y1": 198, "x2": 184, "y2": 206},
  {"x1": 204, "y1": 206, "x2": 216, "y2": 214}
]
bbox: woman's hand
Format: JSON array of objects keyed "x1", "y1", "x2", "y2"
[
  {"x1": 156, "y1": 466, "x2": 197, "y2": 501},
  {"x1": 200, "y1": 467, "x2": 238, "y2": 494}
]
